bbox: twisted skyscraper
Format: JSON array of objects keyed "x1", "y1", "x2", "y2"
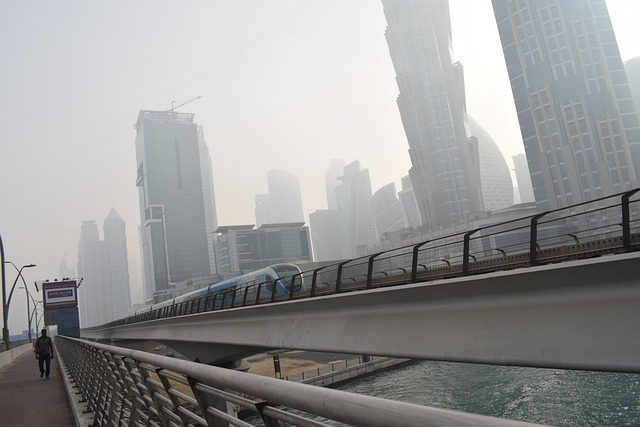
[{"x1": 383, "y1": 0, "x2": 483, "y2": 229}]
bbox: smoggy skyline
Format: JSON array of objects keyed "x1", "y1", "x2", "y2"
[{"x1": 2, "y1": 1, "x2": 639, "y2": 332}]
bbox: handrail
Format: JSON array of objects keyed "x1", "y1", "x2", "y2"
[{"x1": 56, "y1": 336, "x2": 545, "y2": 427}]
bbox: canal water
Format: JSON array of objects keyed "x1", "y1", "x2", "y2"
[{"x1": 332, "y1": 360, "x2": 640, "y2": 426}]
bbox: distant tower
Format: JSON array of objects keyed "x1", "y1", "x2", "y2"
[
  {"x1": 335, "y1": 160, "x2": 374, "y2": 257},
  {"x1": 58, "y1": 255, "x2": 75, "y2": 280},
  {"x1": 77, "y1": 220, "x2": 109, "y2": 327},
  {"x1": 135, "y1": 110, "x2": 211, "y2": 301},
  {"x1": 492, "y1": 0, "x2": 640, "y2": 210},
  {"x1": 255, "y1": 170, "x2": 304, "y2": 226},
  {"x1": 267, "y1": 170, "x2": 304, "y2": 223},
  {"x1": 309, "y1": 209, "x2": 342, "y2": 262},
  {"x1": 103, "y1": 209, "x2": 131, "y2": 321},
  {"x1": 254, "y1": 194, "x2": 271, "y2": 228},
  {"x1": 383, "y1": 0, "x2": 483, "y2": 229},
  {"x1": 371, "y1": 182, "x2": 407, "y2": 242},
  {"x1": 325, "y1": 159, "x2": 345, "y2": 210},
  {"x1": 513, "y1": 154, "x2": 535, "y2": 203},
  {"x1": 197, "y1": 125, "x2": 219, "y2": 275},
  {"x1": 468, "y1": 117, "x2": 514, "y2": 211}
]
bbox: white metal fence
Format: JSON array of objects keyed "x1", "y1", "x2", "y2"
[{"x1": 56, "y1": 336, "x2": 547, "y2": 427}]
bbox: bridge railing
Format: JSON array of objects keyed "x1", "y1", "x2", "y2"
[
  {"x1": 56, "y1": 336, "x2": 543, "y2": 427},
  {"x1": 102, "y1": 188, "x2": 640, "y2": 329}
]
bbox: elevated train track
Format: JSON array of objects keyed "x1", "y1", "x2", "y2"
[{"x1": 101, "y1": 188, "x2": 640, "y2": 327}]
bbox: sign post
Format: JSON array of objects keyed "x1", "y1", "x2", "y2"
[{"x1": 42, "y1": 280, "x2": 80, "y2": 337}]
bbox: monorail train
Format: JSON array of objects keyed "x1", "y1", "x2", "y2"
[{"x1": 137, "y1": 263, "x2": 303, "y2": 317}]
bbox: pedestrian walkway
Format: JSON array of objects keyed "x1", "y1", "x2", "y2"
[{"x1": 0, "y1": 348, "x2": 75, "y2": 426}]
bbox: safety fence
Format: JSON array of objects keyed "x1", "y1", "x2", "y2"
[
  {"x1": 0, "y1": 338, "x2": 31, "y2": 353},
  {"x1": 56, "y1": 336, "x2": 545, "y2": 427}
]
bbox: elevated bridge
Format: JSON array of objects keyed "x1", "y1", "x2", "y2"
[{"x1": 82, "y1": 189, "x2": 640, "y2": 372}]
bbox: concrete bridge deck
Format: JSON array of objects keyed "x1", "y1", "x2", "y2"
[{"x1": 0, "y1": 348, "x2": 75, "y2": 426}]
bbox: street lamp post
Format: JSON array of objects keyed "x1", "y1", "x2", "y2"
[
  {"x1": 3, "y1": 260, "x2": 36, "y2": 349},
  {"x1": 29, "y1": 300, "x2": 44, "y2": 334},
  {"x1": 1, "y1": 233, "x2": 7, "y2": 349},
  {"x1": 18, "y1": 286, "x2": 39, "y2": 341}
]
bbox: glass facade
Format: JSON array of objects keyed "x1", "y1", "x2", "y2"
[
  {"x1": 135, "y1": 111, "x2": 211, "y2": 300},
  {"x1": 493, "y1": 0, "x2": 640, "y2": 209},
  {"x1": 214, "y1": 224, "x2": 312, "y2": 274},
  {"x1": 383, "y1": 0, "x2": 483, "y2": 228}
]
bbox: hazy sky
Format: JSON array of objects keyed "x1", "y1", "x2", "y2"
[{"x1": 1, "y1": 1, "x2": 639, "y2": 332}]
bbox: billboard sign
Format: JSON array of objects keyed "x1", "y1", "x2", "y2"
[{"x1": 42, "y1": 280, "x2": 78, "y2": 309}]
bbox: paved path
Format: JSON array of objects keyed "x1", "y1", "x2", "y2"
[{"x1": 0, "y1": 350, "x2": 76, "y2": 426}]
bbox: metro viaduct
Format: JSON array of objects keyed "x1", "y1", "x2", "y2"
[{"x1": 81, "y1": 251, "x2": 640, "y2": 373}]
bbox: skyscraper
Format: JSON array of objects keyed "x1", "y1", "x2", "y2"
[
  {"x1": 468, "y1": 117, "x2": 514, "y2": 211},
  {"x1": 103, "y1": 209, "x2": 131, "y2": 321},
  {"x1": 197, "y1": 125, "x2": 219, "y2": 275},
  {"x1": 383, "y1": 0, "x2": 483, "y2": 229},
  {"x1": 492, "y1": 0, "x2": 640, "y2": 210},
  {"x1": 371, "y1": 182, "x2": 407, "y2": 241},
  {"x1": 77, "y1": 220, "x2": 107, "y2": 327},
  {"x1": 77, "y1": 211, "x2": 131, "y2": 327},
  {"x1": 309, "y1": 209, "x2": 342, "y2": 262},
  {"x1": 135, "y1": 110, "x2": 211, "y2": 301},
  {"x1": 325, "y1": 159, "x2": 345, "y2": 210},
  {"x1": 335, "y1": 160, "x2": 374, "y2": 257},
  {"x1": 254, "y1": 170, "x2": 304, "y2": 227}
]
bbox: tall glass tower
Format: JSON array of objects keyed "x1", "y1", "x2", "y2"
[
  {"x1": 492, "y1": 0, "x2": 640, "y2": 210},
  {"x1": 135, "y1": 110, "x2": 211, "y2": 301},
  {"x1": 103, "y1": 208, "x2": 131, "y2": 321},
  {"x1": 382, "y1": 0, "x2": 483, "y2": 229}
]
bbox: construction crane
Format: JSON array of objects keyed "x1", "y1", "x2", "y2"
[{"x1": 167, "y1": 95, "x2": 202, "y2": 112}]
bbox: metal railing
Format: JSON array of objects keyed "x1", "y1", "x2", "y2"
[
  {"x1": 56, "y1": 336, "x2": 545, "y2": 427},
  {"x1": 0, "y1": 338, "x2": 31, "y2": 353},
  {"x1": 102, "y1": 188, "x2": 640, "y2": 329}
]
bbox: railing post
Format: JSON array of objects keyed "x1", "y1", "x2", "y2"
[
  {"x1": 530, "y1": 212, "x2": 548, "y2": 265},
  {"x1": 310, "y1": 266, "x2": 328, "y2": 297},
  {"x1": 187, "y1": 377, "x2": 230, "y2": 427},
  {"x1": 462, "y1": 229, "x2": 479, "y2": 276},
  {"x1": 335, "y1": 261, "x2": 350, "y2": 293},
  {"x1": 411, "y1": 241, "x2": 430, "y2": 283},
  {"x1": 243, "y1": 286, "x2": 250, "y2": 306},
  {"x1": 366, "y1": 253, "x2": 383, "y2": 289},
  {"x1": 288, "y1": 274, "x2": 299, "y2": 300},
  {"x1": 271, "y1": 280, "x2": 282, "y2": 303},
  {"x1": 230, "y1": 289, "x2": 237, "y2": 308},
  {"x1": 622, "y1": 189, "x2": 639, "y2": 249},
  {"x1": 134, "y1": 361, "x2": 172, "y2": 427},
  {"x1": 255, "y1": 283, "x2": 263, "y2": 305}
]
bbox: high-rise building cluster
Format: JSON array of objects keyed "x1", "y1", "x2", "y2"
[
  {"x1": 73, "y1": 0, "x2": 639, "y2": 323},
  {"x1": 379, "y1": 0, "x2": 639, "y2": 223},
  {"x1": 382, "y1": 0, "x2": 517, "y2": 230},
  {"x1": 310, "y1": 160, "x2": 419, "y2": 261},
  {"x1": 77, "y1": 209, "x2": 131, "y2": 327}
]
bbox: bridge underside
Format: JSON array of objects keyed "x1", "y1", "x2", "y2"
[{"x1": 84, "y1": 252, "x2": 640, "y2": 372}]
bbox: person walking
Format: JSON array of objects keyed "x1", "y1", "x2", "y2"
[{"x1": 34, "y1": 328, "x2": 54, "y2": 379}]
